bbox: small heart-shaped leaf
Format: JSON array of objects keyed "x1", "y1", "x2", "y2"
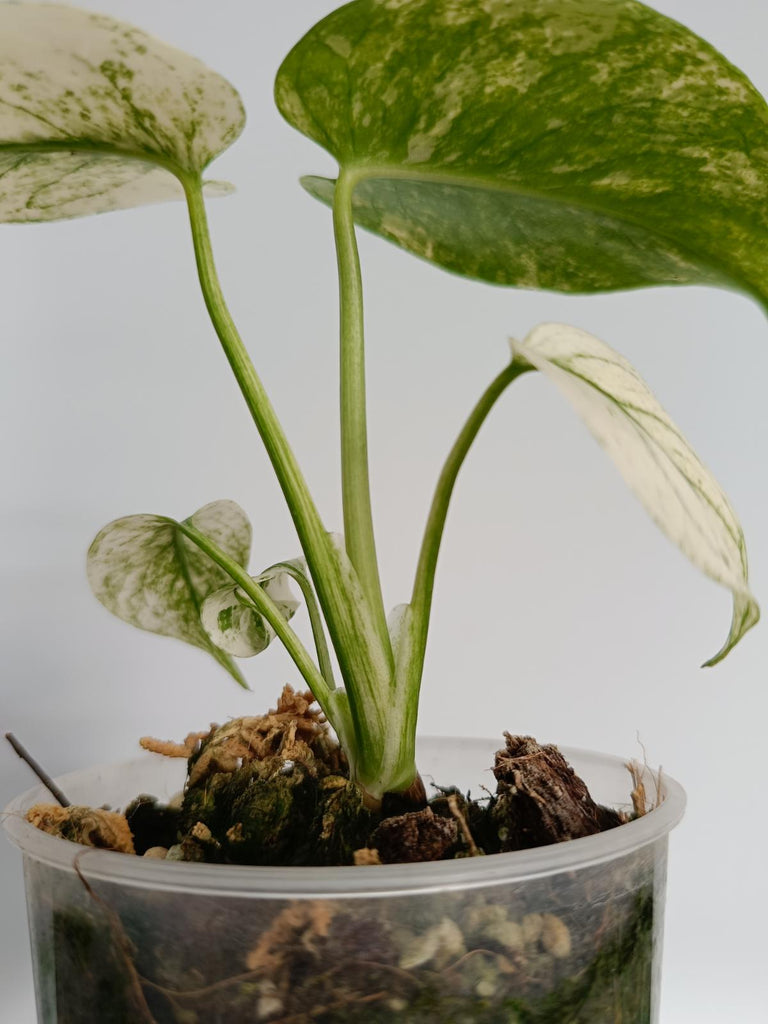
[
  {"x1": 0, "y1": 3, "x2": 244, "y2": 221},
  {"x1": 87, "y1": 500, "x2": 252, "y2": 685},
  {"x1": 512, "y1": 324, "x2": 759, "y2": 664},
  {"x1": 278, "y1": 0, "x2": 768, "y2": 305},
  {"x1": 201, "y1": 571, "x2": 300, "y2": 658}
]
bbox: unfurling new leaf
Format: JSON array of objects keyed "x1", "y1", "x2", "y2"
[
  {"x1": 512, "y1": 324, "x2": 760, "y2": 664},
  {"x1": 0, "y1": 3, "x2": 244, "y2": 221},
  {"x1": 201, "y1": 571, "x2": 300, "y2": 658},
  {"x1": 87, "y1": 500, "x2": 253, "y2": 687}
]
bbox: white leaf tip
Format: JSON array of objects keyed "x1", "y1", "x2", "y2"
[{"x1": 703, "y1": 593, "x2": 760, "y2": 667}]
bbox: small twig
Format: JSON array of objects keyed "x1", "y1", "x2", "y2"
[
  {"x1": 447, "y1": 793, "x2": 481, "y2": 856},
  {"x1": 273, "y1": 989, "x2": 388, "y2": 1024},
  {"x1": 442, "y1": 947, "x2": 511, "y2": 975},
  {"x1": 143, "y1": 968, "x2": 265, "y2": 1002},
  {"x1": 5, "y1": 732, "x2": 70, "y2": 807},
  {"x1": 339, "y1": 959, "x2": 424, "y2": 990},
  {"x1": 147, "y1": 951, "x2": 426, "y2": 1008}
]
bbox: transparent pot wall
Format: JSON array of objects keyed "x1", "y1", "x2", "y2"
[{"x1": 5, "y1": 739, "x2": 685, "y2": 1024}]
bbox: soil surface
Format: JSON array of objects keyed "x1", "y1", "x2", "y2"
[{"x1": 27, "y1": 686, "x2": 629, "y2": 867}]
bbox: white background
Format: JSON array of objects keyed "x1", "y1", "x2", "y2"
[{"x1": 1, "y1": 1, "x2": 767, "y2": 1020}]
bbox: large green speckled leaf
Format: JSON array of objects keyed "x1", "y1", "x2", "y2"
[
  {"x1": 87, "y1": 500, "x2": 252, "y2": 686},
  {"x1": 277, "y1": 0, "x2": 768, "y2": 304},
  {"x1": 513, "y1": 324, "x2": 759, "y2": 665},
  {"x1": 0, "y1": 3, "x2": 244, "y2": 221}
]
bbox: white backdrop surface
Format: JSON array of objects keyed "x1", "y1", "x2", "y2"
[{"x1": 1, "y1": 1, "x2": 767, "y2": 1021}]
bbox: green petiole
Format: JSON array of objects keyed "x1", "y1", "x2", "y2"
[
  {"x1": 333, "y1": 169, "x2": 393, "y2": 667},
  {"x1": 182, "y1": 172, "x2": 399, "y2": 795},
  {"x1": 405, "y1": 360, "x2": 535, "y2": 700},
  {"x1": 176, "y1": 520, "x2": 337, "y2": 719},
  {"x1": 263, "y1": 560, "x2": 337, "y2": 689}
]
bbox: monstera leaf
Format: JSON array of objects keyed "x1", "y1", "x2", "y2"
[
  {"x1": 512, "y1": 324, "x2": 759, "y2": 664},
  {"x1": 276, "y1": 0, "x2": 768, "y2": 305},
  {"x1": 87, "y1": 500, "x2": 253, "y2": 687},
  {"x1": 0, "y1": 3, "x2": 244, "y2": 221}
]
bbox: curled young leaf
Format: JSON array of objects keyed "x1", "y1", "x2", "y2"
[
  {"x1": 278, "y1": 0, "x2": 768, "y2": 305},
  {"x1": 87, "y1": 500, "x2": 252, "y2": 685},
  {"x1": 0, "y1": 3, "x2": 245, "y2": 220},
  {"x1": 200, "y1": 571, "x2": 300, "y2": 658},
  {"x1": 512, "y1": 324, "x2": 759, "y2": 664}
]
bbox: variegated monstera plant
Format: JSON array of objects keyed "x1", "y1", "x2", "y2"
[{"x1": 2, "y1": 0, "x2": 764, "y2": 803}]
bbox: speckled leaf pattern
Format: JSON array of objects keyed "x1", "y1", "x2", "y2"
[
  {"x1": 0, "y1": 3, "x2": 244, "y2": 220},
  {"x1": 87, "y1": 500, "x2": 252, "y2": 664},
  {"x1": 513, "y1": 324, "x2": 759, "y2": 664},
  {"x1": 201, "y1": 572, "x2": 300, "y2": 658},
  {"x1": 277, "y1": 0, "x2": 768, "y2": 303}
]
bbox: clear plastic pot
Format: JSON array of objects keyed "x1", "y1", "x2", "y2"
[{"x1": 4, "y1": 738, "x2": 685, "y2": 1023}]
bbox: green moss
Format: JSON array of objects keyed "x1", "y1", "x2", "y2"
[
  {"x1": 179, "y1": 752, "x2": 375, "y2": 866},
  {"x1": 224, "y1": 759, "x2": 318, "y2": 864},
  {"x1": 48, "y1": 908, "x2": 140, "y2": 1024},
  {"x1": 313, "y1": 775, "x2": 376, "y2": 865},
  {"x1": 512, "y1": 891, "x2": 654, "y2": 1024}
]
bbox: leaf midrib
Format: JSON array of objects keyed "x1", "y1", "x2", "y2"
[
  {"x1": 172, "y1": 525, "x2": 204, "y2": 618},
  {"x1": 0, "y1": 139, "x2": 186, "y2": 181},
  {"x1": 171, "y1": 521, "x2": 246, "y2": 681}
]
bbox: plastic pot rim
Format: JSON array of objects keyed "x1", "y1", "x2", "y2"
[{"x1": 3, "y1": 738, "x2": 686, "y2": 900}]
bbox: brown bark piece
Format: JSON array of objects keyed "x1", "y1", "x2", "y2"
[
  {"x1": 370, "y1": 807, "x2": 457, "y2": 864},
  {"x1": 27, "y1": 803, "x2": 135, "y2": 854},
  {"x1": 492, "y1": 734, "x2": 622, "y2": 851}
]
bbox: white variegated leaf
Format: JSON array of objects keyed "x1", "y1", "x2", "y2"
[
  {"x1": 87, "y1": 500, "x2": 251, "y2": 684},
  {"x1": 200, "y1": 570, "x2": 299, "y2": 658},
  {"x1": 0, "y1": 3, "x2": 245, "y2": 220},
  {"x1": 387, "y1": 603, "x2": 412, "y2": 671},
  {"x1": 512, "y1": 323, "x2": 759, "y2": 666}
]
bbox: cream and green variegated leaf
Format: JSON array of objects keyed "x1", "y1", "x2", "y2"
[
  {"x1": 512, "y1": 324, "x2": 760, "y2": 665},
  {"x1": 87, "y1": 500, "x2": 253, "y2": 687},
  {"x1": 201, "y1": 571, "x2": 300, "y2": 659},
  {"x1": 277, "y1": 0, "x2": 768, "y2": 305},
  {"x1": 386, "y1": 602, "x2": 419, "y2": 778},
  {"x1": 0, "y1": 3, "x2": 244, "y2": 220}
]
